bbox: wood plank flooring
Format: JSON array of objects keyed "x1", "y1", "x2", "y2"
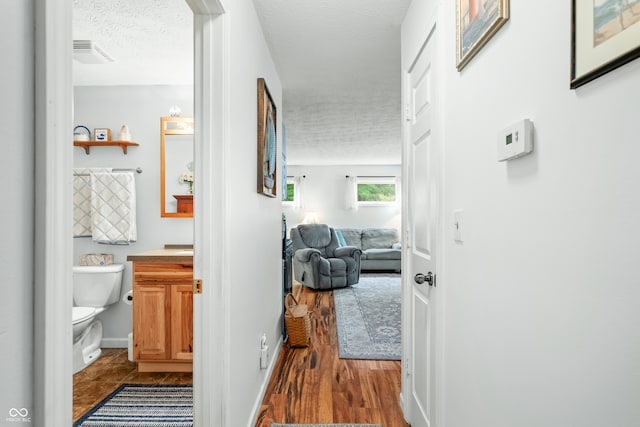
[
  {"x1": 255, "y1": 285, "x2": 409, "y2": 427},
  {"x1": 74, "y1": 281, "x2": 407, "y2": 426}
]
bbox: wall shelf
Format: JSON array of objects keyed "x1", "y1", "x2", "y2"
[{"x1": 74, "y1": 140, "x2": 139, "y2": 155}]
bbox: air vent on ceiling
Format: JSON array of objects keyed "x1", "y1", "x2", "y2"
[{"x1": 73, "y1": 40, "x2": 115, "y2": 64}]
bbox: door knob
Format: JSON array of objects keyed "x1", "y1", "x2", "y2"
[{"x1": 414, "y1": 272, "x2": 434, "y2": 286}]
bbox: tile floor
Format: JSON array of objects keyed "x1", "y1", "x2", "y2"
[{"x1": 73, "y1": 348, "x2": 192, "y2": 422}]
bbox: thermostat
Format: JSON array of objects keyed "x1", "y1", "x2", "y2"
[{"x1": 497, "y1": 119, "x2": 533, "y2": 161}]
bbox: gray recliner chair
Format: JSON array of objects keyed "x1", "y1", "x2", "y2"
[{"x1": 291, "y1": 224, "x2": 362, "y2": 290}]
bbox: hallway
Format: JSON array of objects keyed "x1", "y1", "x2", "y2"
[{"x1": 255, "y1": 285, "x2": 408, "y2": 427}]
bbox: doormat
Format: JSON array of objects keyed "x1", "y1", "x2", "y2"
[
  {"x1": 74, "y1": 384, "x2": 192, "y2": 427},
  {"x1": 333, "y1": 274, "x2": 401, "y2": 360}
]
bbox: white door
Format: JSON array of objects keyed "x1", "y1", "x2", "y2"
[{"x1": 404, "y1": 23, "x2": 440, "y2": 427}]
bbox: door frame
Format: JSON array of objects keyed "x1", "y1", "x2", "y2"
[
  {"x1": 400, "y1": 4, "x2": 446, "y2": 427},
  {"x1": 34, "y1": 0, "x2": 228, "y2": 425}
]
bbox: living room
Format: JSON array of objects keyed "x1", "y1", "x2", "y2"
[{"x1": 283, "y1": 164, "x2": 401, "y2": 231}]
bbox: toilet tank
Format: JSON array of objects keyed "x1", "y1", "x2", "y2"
[{"x1": 73, "y1": 264, "x2": 125, "y2": 307}]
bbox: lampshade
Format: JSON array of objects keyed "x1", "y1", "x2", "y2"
[{"x1": 302, "y1": 212, "x2": 319, "y2": 224}]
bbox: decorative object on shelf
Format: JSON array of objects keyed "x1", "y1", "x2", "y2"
[
  {"x1": 571, "y1": 0, "x2": 640, "y2": 89},
  {"x1": 117, "y1": 125, "x2": 132, "y2": 141},
  {"x1": 257, "y1": 78, "x2": 277, "y2": 198},
  {"x1": 73, "y1": 125, "x2": 91, "y2": 141},
  {"x1": 169, "y1": 105, "x2": 182, "y2": 117},
  {"x1": 456, "y1": 0, "x2": 509, "y2": 71},
  {"x1": 94, "y1": 128, "x2": 111, "y2": 141}
]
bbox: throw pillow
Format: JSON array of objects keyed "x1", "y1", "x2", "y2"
[{"x1": 335, "y1": 230, "x2": 347, "y2": 247}]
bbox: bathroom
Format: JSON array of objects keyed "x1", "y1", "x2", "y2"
[{"x1": 71, "y1": 0, "x2": 195, "y2": 418}]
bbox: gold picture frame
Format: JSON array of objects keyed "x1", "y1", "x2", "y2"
[
  {"x1": 456, "y1": 0, "x2": 509, "y2": 71},
  {"x1": 257, "y1": 78, "x2": 277, "y2": 198},
  {"x1": 571, "y1": 0, "x2": 640, "y2": 89}
]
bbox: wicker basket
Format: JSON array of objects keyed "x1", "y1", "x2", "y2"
[{"x1": 284, "y1": 293, "x2": 311, "y2": 347}]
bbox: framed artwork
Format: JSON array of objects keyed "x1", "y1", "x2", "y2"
[
  {"x1": 456, "y1": 0, "x2": 509, "y2": 71},
  {"x1": 94, "y1": 128, "x2": 111, "y2": 141},
  {"x1": 257, "y1": 78, "x2": 277, "y2": 198},
  {"x1": 571, "y1": 0, "x2": 640, "y2": 89}
]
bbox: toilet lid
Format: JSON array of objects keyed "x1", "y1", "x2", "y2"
[{"x1": 72, "y1": 306, "x2": 96, "y2": 324}]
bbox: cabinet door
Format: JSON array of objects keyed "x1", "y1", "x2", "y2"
[
  {"x1": 170, "y1": 284, "x2": 194, "y2": 360},
  {"x1": 133, "y1": 284, "x2": 170, "y2": 360}
]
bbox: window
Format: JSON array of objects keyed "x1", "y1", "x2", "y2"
[
  {"x1": 284, "y1": 182, "x2": 295, "y2": 203},
  {"x1": 284, "y1": 176, "x2": 305, "y2": 207},
  {"x1": 357, "y1": 177, "x2": 398, "y2": 206}
]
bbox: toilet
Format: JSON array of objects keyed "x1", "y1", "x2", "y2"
[{"x1": 72, "y1": 264, "x2": 124, "y2": 374}]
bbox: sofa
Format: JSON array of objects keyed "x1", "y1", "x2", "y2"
[{"x1": 336, "y1": 228, "x2": 401, "y2": 272}]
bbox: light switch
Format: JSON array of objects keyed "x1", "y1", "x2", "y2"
[{"x1": 453, "y1": 210, "x2": 463, "y2": 242}]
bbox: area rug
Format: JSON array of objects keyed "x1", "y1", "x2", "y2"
[
  {"x1": 270, "y1": 424, "x2": 381, "y2": 427},
  {"x1": 74, "y1": 384, "x2": 192, "y2": 427},
  {"x1": 333, "y1": 274, "x2": 401, "y2": 360}
]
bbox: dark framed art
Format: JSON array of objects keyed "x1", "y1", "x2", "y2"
[
  {"x1": 571, "y1": 0, "x2": 640, "y2": 89},
  {"x1": 257, "y1": 78, "x2": 277, "y2": 197},
  {"x1": 456, "y1": 0, "x2": 509, "y2": 71}
]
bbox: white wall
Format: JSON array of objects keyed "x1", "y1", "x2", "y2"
[
  {"x1": 284, "y1": 164, "x2": 401, "y2": 231},
  {"x1": 0, "y1": 0, "x2": 34, "y2": 420},
  {"x1": 404, "y1": 1, "x2": 640, "y2": 426},
  {"x1": 73, "y1": 85, "x2": 194, "y2": 345},
  {"x1": 224, "y1": 2, "x2": 284, "y2": 424}
]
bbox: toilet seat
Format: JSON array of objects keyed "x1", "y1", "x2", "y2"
[{"x1": 72, "y1": 306, "x2": 96, "y2": 324}]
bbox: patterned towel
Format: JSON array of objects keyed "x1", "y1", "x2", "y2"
[
  {"x1": 73, "y1": 168, "x2": 112, "y2": 237},
  {"x1": 90, "y1": 171, "x2": 137, "y2": 244}
]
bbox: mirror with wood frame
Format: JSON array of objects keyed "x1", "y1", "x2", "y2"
[{"x1": 160, "y1": 116, "x2": 194, "y2": 218}]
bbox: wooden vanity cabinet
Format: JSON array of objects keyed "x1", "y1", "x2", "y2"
[{"x1": 130, "y1": 260, "x2": 193, "y2": 372}]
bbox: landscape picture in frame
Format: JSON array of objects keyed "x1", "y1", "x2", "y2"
[
  {"x1": 571, "y1": 0, "x2": 640, "y2": 89},
  {"x1": 257, "y1": 78, "x2": 277, "y2": 197},
  {"x1": 456, "y1": 0, "x2": 509, "y2": 71}
]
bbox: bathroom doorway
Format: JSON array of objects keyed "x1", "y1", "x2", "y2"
[
  {"x1": 71, "y1": 0, "x2": 195, "y2": 422},
  {"x1": 37, "y1": 0, "x2": 229, "y2": 425}
]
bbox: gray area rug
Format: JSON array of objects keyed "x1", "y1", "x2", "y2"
[
  {"x1": 270, "y1": 424, "x2": 381, "y2": 427},
  {"x1": 333, "y1": 274, "x2": 401, "y2": 360}
]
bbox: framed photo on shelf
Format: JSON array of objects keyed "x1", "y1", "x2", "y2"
[
  {"x1": 571, "y1": 0, "x2": 640, "y2": 89},
  {"x1": 456, "y1": 0, "x2": 509, "y2": 71},
  {"x1": 257, "y1": 78, "x2": 277, "y2": 198},
  {"x1": 94, "y1": 128, "x2": 111, "y2": 141}
]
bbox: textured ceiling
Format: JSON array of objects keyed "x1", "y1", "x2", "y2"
[
  {"x1": 72, "y1": 0, "x2": 193, "y2": 86},
  {"x1": 73, "y1": 0, "x2": 410, "y2": 165},
  {"x1": 254, "y1": 0, "x2": 410, "y2": 165}
]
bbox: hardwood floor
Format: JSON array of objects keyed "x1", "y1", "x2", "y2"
[
  {"x1": 72, "y1": 348, "x2": 192, "y2": 422},
  {"x1": 255, "y1": 285, "x2": 409, "y2": 427},
  {"x1": 74, "y1": 282, "x2": 407, "y2": 426}
]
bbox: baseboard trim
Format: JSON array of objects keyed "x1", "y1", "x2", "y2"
[
  {"x1": 247, "y1": 335, "x2": 284, "y2": 427},
  {"x1": 101, "y1": 338, "x2": 128, "y2": 348},
  {"x1": 399, "y1": 391, "x2": 407, "y2": 417}
]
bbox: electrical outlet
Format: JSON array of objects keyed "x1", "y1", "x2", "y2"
[
  {"x1": 259, "y1": 333, "x2": 268, "y2": 369},
  {"x1": 260, "y1": 346, "x2": 269, "y2": 369}
]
